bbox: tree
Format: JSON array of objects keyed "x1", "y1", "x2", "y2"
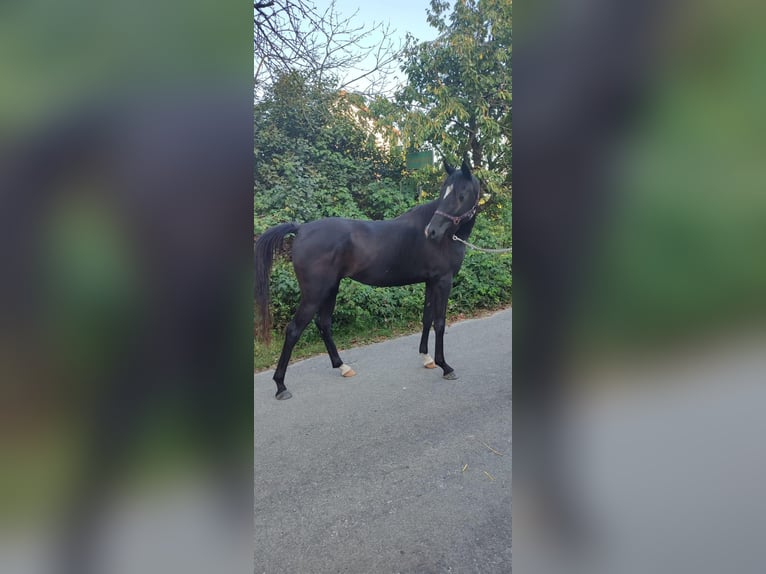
[
  {"x1": 254, "y1": 0, "x2": 402, "y2": 96},
  {"x1": 396, "y1": 0, "x2": 512, "y2": 181}
]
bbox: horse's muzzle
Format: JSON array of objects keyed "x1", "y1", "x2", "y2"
[{"x1": 424, "y1": 223, "x2": 441, "y2": 240}]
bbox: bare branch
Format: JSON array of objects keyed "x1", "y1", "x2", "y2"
[{"x1": 254, "y1": 0, "x2": 403, "y2": 98}]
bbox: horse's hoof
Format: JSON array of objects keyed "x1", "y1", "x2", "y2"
[
  {"x1": 424, "y1": 361, "x2": 436, "y2": 369},
  {"x1": 339, "y1": 364, "x2": 356, "y2": 377},
  {"x1": 275, "y1": 390, "x2": 292, "y2": 400},
  {"x1": 443, "y1": 371, "x2": 458, "y2": 380}
]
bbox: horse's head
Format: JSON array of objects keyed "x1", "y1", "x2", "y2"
[{"x1": 425, "y1": 159, "x2": 481, "y2": 242}]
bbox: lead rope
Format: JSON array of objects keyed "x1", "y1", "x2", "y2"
[{"x1": 452, "y1": 235, "x2": 512, "y2": 254}]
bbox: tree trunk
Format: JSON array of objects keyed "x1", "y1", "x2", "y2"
[{"x1": 468, "y1": 116, "x2": 482, "y2": 167}]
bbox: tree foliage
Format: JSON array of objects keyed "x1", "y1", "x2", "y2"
[
  {"x1": 254, "y1": 72, "x2": 408, "y2": 233},
  {"x1": 396, "y1": 0, "x2": 512, "y2": 187}
]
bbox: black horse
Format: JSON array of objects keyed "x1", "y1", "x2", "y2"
[{"x1": 254, "y1": 159, "x2": 482, "y2": 399}]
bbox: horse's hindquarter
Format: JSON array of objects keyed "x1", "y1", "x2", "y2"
[{"x1": 291, "y1": 219, "x2": 356, "y2": 284}]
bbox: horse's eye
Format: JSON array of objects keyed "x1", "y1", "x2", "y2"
[{"x1": 459, "y1": 194, "x2": 465, "y2": 202}]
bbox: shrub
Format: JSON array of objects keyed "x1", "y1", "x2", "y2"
[{"x1": 450, "y1": 251, "x2": 513, "y2": 314}]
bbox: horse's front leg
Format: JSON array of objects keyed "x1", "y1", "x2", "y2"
[
  {"x1": 432, "y1": 277, "x2": 457, "y2": 379},
  {"x1": 418, "y1": 282, "x2": 436, "y2": 369}
]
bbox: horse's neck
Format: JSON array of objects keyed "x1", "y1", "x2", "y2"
[
  {"x1": 455, "y1": 216, "x2": 476, "y2": 240},
  {"x1": 416, "y1": 200, "x2": 439, "y2": 218},
  {"x1": 396, "y1": 200, "x2": 439, "y2": 225},
  {"x1": 395, "y1": 200, "x2": 475, "y2": 239}
]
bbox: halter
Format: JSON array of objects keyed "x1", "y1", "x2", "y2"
[{"x1": 433, "y1": 188, "x2": 480, "y2": 226}]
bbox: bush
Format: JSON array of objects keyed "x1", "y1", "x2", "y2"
[
  {"x1": 269, "y1": 261, "x2": 301, "y2": 328},
  {"x1": 450, "y1": 251, "x2": 513, "y2": 313}
]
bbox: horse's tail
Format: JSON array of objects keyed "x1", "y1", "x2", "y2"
[{"x1": 254, "y1": 222, "x2": 300, "y2": 344}]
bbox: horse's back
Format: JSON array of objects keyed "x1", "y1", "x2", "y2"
[
  {"x1": 293, "y1": 217, "x2": 362, "y2": 252},
  {"x1": 292, "y1": 217, "x2": 412, "y2": 284}
]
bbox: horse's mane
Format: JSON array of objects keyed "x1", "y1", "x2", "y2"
[{"x1": 394, "y1": 200, "x2": 438, "y2": 221}]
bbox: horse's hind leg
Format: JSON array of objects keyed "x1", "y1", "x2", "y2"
[
  {"x1": 418, "y1": 283, "x2": 436, "y2": 368},
  {"x1": 315, "y1": 283, "x2": 355, "y2": 377},
  {"x1": 273, "y1": 299, "x2": 320, "y2": 399}
]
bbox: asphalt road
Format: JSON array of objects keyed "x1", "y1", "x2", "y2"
[{"x1": 254, "y1": 308, "x2": 512, "y2": 574}]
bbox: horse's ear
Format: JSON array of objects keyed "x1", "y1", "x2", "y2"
[
  {"x1": 443, "y1": 159, "x2": 456, "y2": 175},
  {"x1": 461, "y1": 159, "x2": 472, "y2": 177}
]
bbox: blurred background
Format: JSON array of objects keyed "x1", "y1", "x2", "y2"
[
  {"x1": 514, "y1": 0, "x2": 766, "y2": 573},
  {"x1": 0, "y1": 1, "x2": 253, "y2": 573}
]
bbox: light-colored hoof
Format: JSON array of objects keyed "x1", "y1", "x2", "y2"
[
  {"x1": 424, "y1": 361, "x2": 436, "y2": 369},
  {"x1": 420, "y1": 353, "x2": 436, "y2": 369},
  {"x1": 339, "y1": 364, "x2": 356, "y2": 378}
]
